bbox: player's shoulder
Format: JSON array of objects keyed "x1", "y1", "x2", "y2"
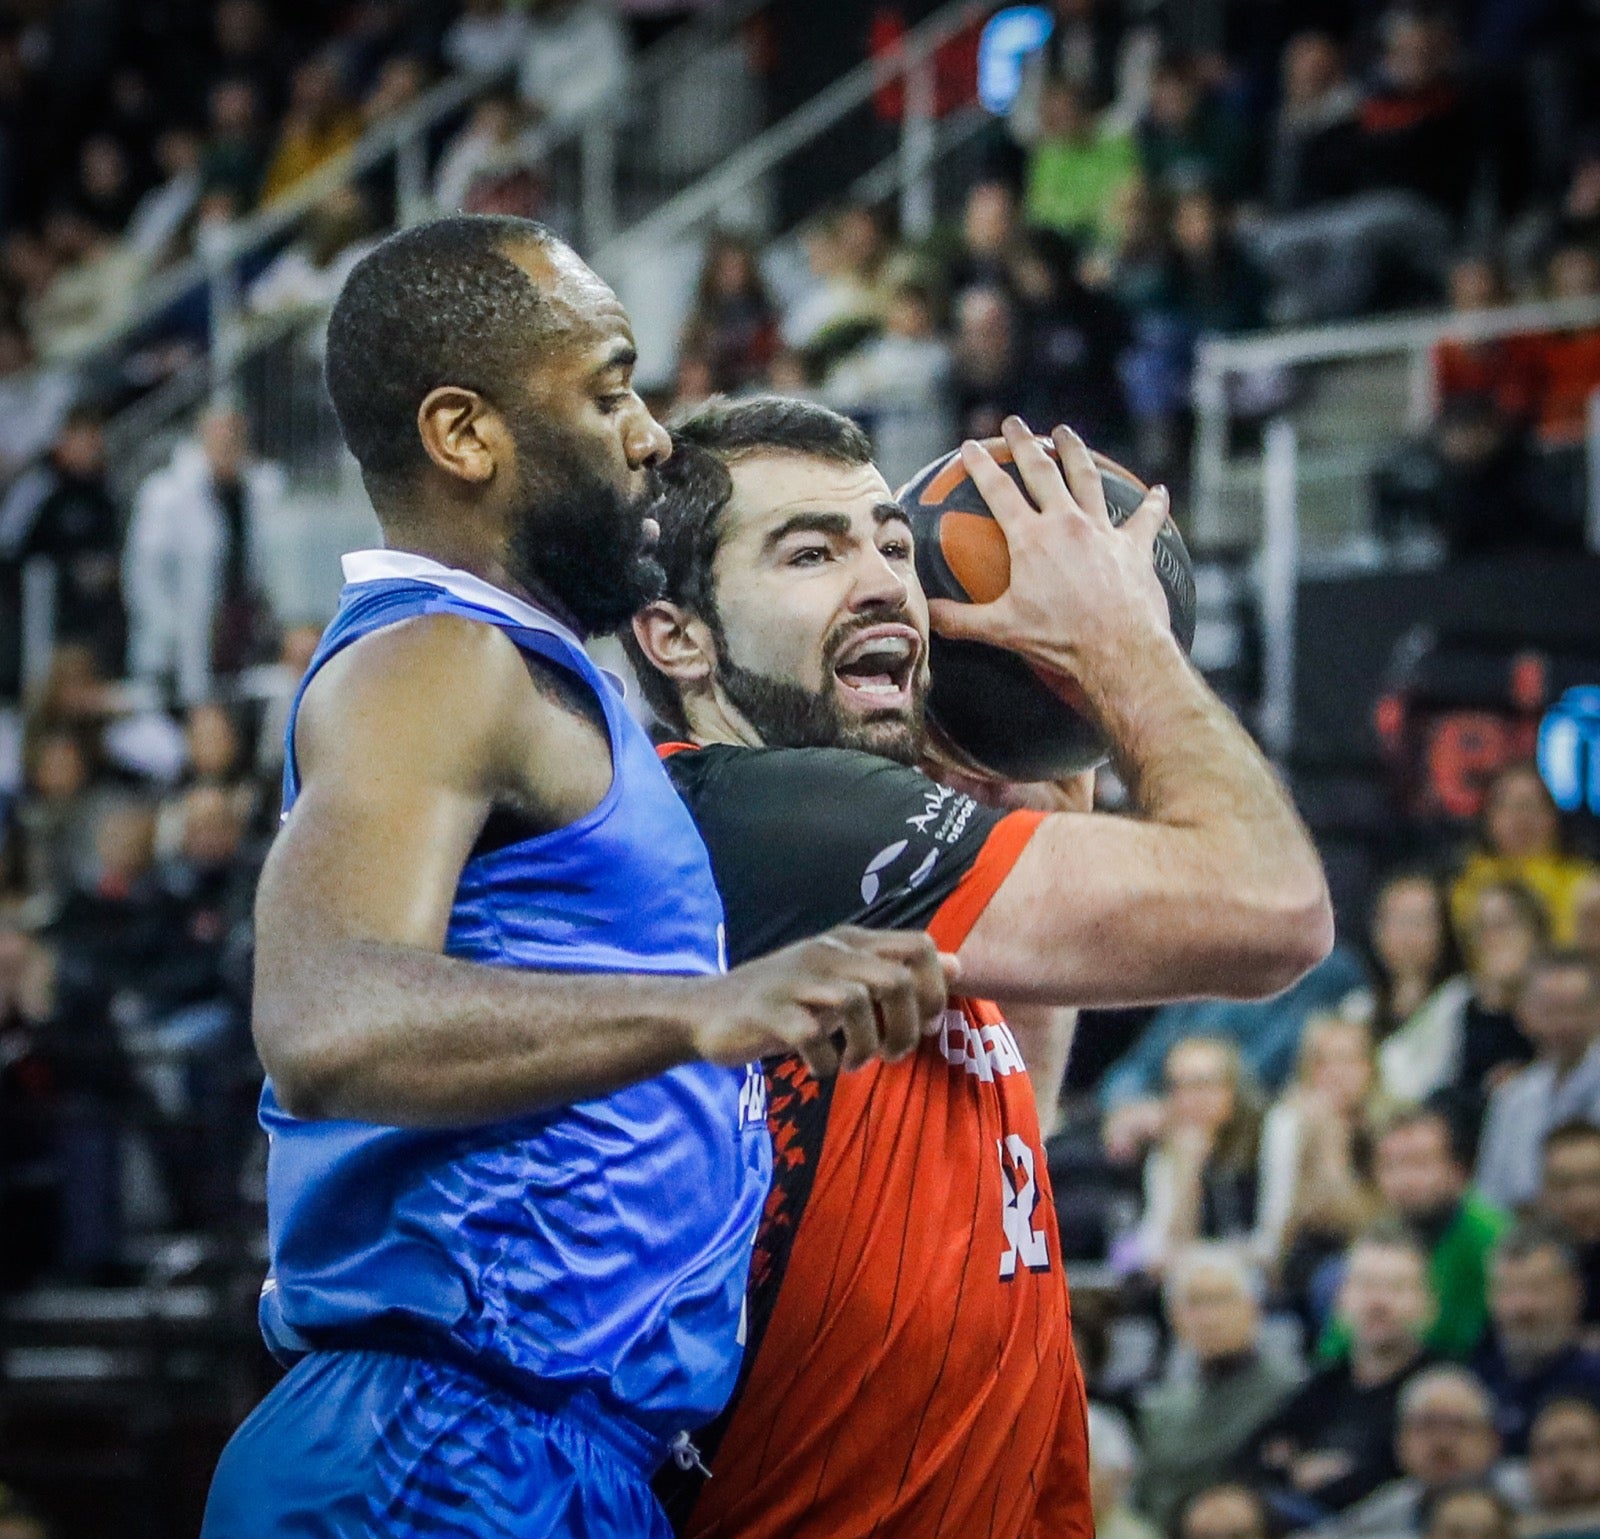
[{"x1": 663, "y1": 740, "x2": 931, "y2": 806}]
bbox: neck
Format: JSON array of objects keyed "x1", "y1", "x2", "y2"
[
  {"x1": 682, "y1": 690, "x2": 764, "y2": 751},
  {"x1": 1351, "y1": 1337, "x2": 1419, "y2": 1386}
]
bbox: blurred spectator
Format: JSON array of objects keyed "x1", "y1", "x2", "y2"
[
  {"x1": 1521, "y1": 1398, "x2": 1600, "y2": 1538},
  {"x1": 1476, "y1": 953, "x2": 1600, "y2": 1211},
  {"x1": 1376, "y1": 391, "x2": 1562, "y2": 559},
  {"x1": 1524, "y1": 241, "x2": 1600, "y2": 529},
  {"x1": 0, "y1": 407, "x2": 124, "y2": 677},
  {"x1": 1169, "y1": 188, "x2": 1267, "y2": 337},
  {"x1": 1099, "y1": 945, "x2": 1368, "y2": 1118},
  {"x1": 1433, "y1": 257, "x2": 1544, "y2": 429},
  {"x1": 1135, "y1": 51, "x2": 1249, "y2": 202},
  {"x1": 1257, "y1": 1016, "x2": 1391, "y2": 1303},
  {"x1": 516, "y1": 0, "x2": 632, "y2": 131},
  {"x1": 258, "y1": 55, "x2": 362, "y2": 208},
  {"x1": 1362, "y1": 870, "x2": 1469, "y2": 1063},
  {"x1": 157, "y1": 701, "x2": 260, "y2": 857},
  {"x1": 0, "y1": 1478, "x2": 50, "y2": 1538},
  {"x1": 1360, "y1": 1108, "x2": 1510, "y2": 1360},
  {"x1": 25, "y1": 208, "x2": 145, "y2": 362},
  {"x1": 1384, "y1": 882, "x2": 1545, "y2": 1107},
  {"x1": 362, "y1": 55, "x2": 431, "y2": 128},
  {"x1": 71, "y1": 133, "x2": 138, "y2": 236},
  {"x1": 1422, "y1": 1485, "x2": 1517, "y2": 1539},
  {"x1": 1136, "y1": 1245, "x2": 1304, "y2": 1525},
  {"x1": 444, "y1": 0, "x2": 531, "y2": 78},
  {"x1": 206, "y1": 0, "x2": 291, "y2": 122},
  {"x1": 200, "y1": 78, "x2": 267, "y2": 210},
  {"x1": 0, "y1": 924, "x2": 62, "y2": 1290},
  {"x1": 433, "y1": 90, "x2": 545, "y2": 216},
  {"x1": 0, "y1": 321, "x2": 77, "y2": 483},
  {"x1": 1357, "y1": 8, "x2": 1479, "y2": 224},
  {"x1": 1539, "y1": 1121, "x2": 1600, "y2": 1332},
  {"x1": 1454, "y1": 766, "x2": 1600, "y2": 948},
  {"x1": 1266, "y1": 33, "x2": 1363, "y2": 215},
  {"x1": 1090, "y1": 1403, "x2": 1162, "y2": 1539},
  {"x1": 123, "y1": 127, "x2": 204, "y2": 262},
  {"x1": 1128, "y1": 1037, "x2": 1263, "y2": 1274},
  {"x1": 822, "y1": 280, "x2": 954, "y2": 489},
  {"x1": 1024, "y1": 76, "x2": 1137, "y2": 248},
  {"x1": 681, "y1": 233, "x2": 782, "y2": 396},
  {"x1": 1178, "y1": 1484, "x2": 1271, "y2": 1539},
  {"x1": 1575, "y1": 877, "x2": 1600, "y2": 959},
  {"x1": 1240, "y1": 1227, "x2": 1435, "y2": 1518},
  {"x1": 949, "y1": 179, "x2": 1024, "y2": 296},
  {"x1": 251, "y1": 622, "x2": 322, "y2": 785},
  {"x1": 1314, "y1": 1367, "x2": 1510, "y2": 1539},
  {"x1": 246, "y1": 186, "x2": 377, "y2": 315},
  {"x1": 783, "y1": 204, "x2": 888, "y2": 362},
  {"x1": 1473, "y1": 1219, "x2": 1600, "y2": 1455},
  {"x1": 952, "y1": 284, "x2": 1020, "y2": 442},
  {"x1": 16, "y1": 730, "x2": 99, "y2": 913},
  {"x1": 124, "y1": 408, "x2": 285, "y2": 704},
  {"x1": 1008, "y1": 230, "x2": 1132, "y2": 453}
]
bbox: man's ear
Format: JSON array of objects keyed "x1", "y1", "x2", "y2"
[
  {"x1": 632, "y1": 601, "x2": 716, "y2": 686},
  {"x1": 417, "y1": 386, "x2": 502, "y2": 485}
]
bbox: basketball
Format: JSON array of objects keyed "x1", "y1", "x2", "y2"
[{"x1": 898, "y1": 436, "x2": 1197, "y2": 781}]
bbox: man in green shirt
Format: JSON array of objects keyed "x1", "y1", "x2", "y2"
[
  {"x1": 1025, "y1": 77, "x2": 1137, "y2": 248},
  {"x1": 1324, "y1": 1107, "x2": 1510, "y2": 1362}
]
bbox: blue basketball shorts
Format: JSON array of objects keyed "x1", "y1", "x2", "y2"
[{"x1": 200, "y1": 1350, "x2": 676, "y2": 1538}]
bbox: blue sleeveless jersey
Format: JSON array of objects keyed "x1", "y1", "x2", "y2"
[{"x1": 256, "y1": 551, "x2": 770, "y2": 1456}]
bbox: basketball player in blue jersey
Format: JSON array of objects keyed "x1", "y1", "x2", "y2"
[{"x1": 200, "y1": 217, "x2": 953, "y2": 1539}]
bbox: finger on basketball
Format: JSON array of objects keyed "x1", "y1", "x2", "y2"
[
  {"x1": 1004, "y1": 416, "x2": 1070, "y2": 520},
  {"x1": 1050, "y1": 425, "x2": 1111, "y2": 523},
  {"x1": 960, "y1": 437, "x2": 1039, "y2": 539},
  {"x1": 1126, "y1": 484, "x2": 1170, "y2": 551},
  {"x1": 926, "y1": 595, "x2": 1009, "y2": 647}
]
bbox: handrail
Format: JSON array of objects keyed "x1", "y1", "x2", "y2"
[
  {"x1": 1198, "y1": 293, "x2": 1600, "y2": 374},
  {"x1": 591, "y1": 0, "x2": 991, "y2": 271}
]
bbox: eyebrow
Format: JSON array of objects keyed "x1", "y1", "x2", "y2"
[
  {"x1": 760, "y1": 502, "x2": 911, "y2": 553},
  {"x1": 592, "y1": 342, "x2": 637, "y2": 378}
]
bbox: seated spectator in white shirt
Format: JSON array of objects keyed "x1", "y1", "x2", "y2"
[
  {"x1": 1521, "y1": 1398, "x2": 1600, "y2": 1539},
  {"x1": 1477, "y1": 952, "x2": 1600, "y2": 1213}
]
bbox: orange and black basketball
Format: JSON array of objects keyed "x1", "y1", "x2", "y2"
[{"x1": 899, "y1": 436, "x2": 1197, "y2": 781}]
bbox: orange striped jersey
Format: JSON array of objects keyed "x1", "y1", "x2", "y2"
[{"x1": 659, "y1": 743, "x2": 1091, "y2": 1539}]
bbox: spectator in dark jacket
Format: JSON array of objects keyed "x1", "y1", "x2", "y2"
[
  {"x1": 1472, "y1": 1220, "x2": 1600, "y2": 1455},
  {"x1": 1267, "y1": 33, "x2": 1363, "y2": 215},
  {"x1": 1539, "y1": 1122, "x2": 1600, "y2": 1333},
  {"x1": 1137, "y1": 52, "x2": 1250, "y2": 202}
]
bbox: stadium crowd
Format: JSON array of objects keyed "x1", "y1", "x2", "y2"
[{"x1": 1, "y1": 1, "x2": 1600, "y2": 1536}]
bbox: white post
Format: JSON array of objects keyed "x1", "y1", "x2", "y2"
[
  {"x1": 1587, "y1": 384, "x2": 1600, "y2": 554},
  {"x1": 899, "y1": 53, "x2": 937, "y2": 241},
  {"x1": 1191, "y1": 350, "x2": 1229, "y2": 549},
  {"x1": 581, "y1": 118, "x2": 619, "y2": 252},
  {"x1": 203, "y1": 223, "x2": 243, "y2": 412},
  {"x1": 20, "y1": 557, "x2": 56, "y2": 695},
  {"x1": 396, "y1": 128, "x2": 429, "y2": 227},
  {"x1": 1258, "y1": 418, "x2": 1300, "y2": 764}
]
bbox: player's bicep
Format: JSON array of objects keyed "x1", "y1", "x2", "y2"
[
  {"x1": 258, "y1": 617, "x2": 523, "y2": 956},
  {"x1": 957, "y1": 812, "x2": 1272, "y2": 1004}
]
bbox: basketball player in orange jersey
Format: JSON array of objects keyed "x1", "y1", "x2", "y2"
[{"x1": 624, "y1": 398, "x2": 1333, "y2": 1539}]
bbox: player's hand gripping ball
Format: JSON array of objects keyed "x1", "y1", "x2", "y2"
[{"x1": 898, "y1": 434, "x2": 1197, "y2": 780}]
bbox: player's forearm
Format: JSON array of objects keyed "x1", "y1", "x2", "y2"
[
  {"x1": 1084, "y1": 638, "x2": 1332, "y2": 984},
  {"x1": 255, "y1": 937, "x2": 704, "y2": 1127}
]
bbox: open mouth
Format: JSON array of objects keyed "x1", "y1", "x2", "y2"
[{"x1": 831, "y1": 625, "x2": 920, "y2": 712}]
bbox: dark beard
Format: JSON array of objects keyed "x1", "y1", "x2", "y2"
[
  {"x1": 502, "y1": 416, "x2": 664, "y2": 636},
  {"x1": 714, "y1": 619, "x2": 927, "y2": 767}
]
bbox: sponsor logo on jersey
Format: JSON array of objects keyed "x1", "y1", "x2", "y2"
[
  {"x1": 860, "y1": 839, "x2": 939, "y2": 904},
  {"x1": 737, "y1": 1061, "x2": 768, "y2": 1129},
  {"x1": 935, "y1": 1010, "x2": 1027, "y2": 1081}
]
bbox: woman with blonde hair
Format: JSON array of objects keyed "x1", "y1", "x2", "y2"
[
  {"x1": 1132, "y1": 1036, "x2": 1264, "y2": 1275},
  {"x1": 1255, "y1": 1014, "x2": 1393, "y2": 1301}
]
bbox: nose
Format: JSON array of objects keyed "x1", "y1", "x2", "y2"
[
  {"x1": 848, "y1": 541, "x2": 910, "y2": 612},
  {"x1": 627, "y1": 402, "x2": 672, "y2": 470}
]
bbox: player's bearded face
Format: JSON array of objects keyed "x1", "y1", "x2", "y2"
[
  {"x1": 503, "y1": 409, "x2": 665, "y2": 636},
  {"x1": 711, "y1": 611, "x2": 930, "y2": 767}
]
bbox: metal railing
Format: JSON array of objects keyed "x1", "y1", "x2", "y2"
[{"x1": 1191, "y1": 296, "x2": 1600, "y2": 761}]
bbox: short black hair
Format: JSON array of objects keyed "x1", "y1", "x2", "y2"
[
  {"x1": 1494, "y1": 1213, "x2": 1581, "y2": 1274},
  {"x1": 324, "y1": 214, "x2": 561, "y2": 498},
  {"x1": 622, "y1": 394, "x2": 873, "y2": 733}
]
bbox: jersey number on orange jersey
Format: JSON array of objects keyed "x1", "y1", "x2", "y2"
[{"x1": 998, "y1": 1134, "x2": 1050, "y2": 1278}]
